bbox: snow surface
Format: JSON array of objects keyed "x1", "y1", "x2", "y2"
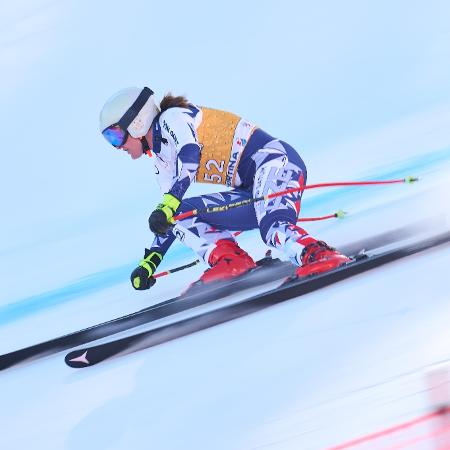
[{"x1": 2, "y1": 1, "x2": 450, "y2": 449}]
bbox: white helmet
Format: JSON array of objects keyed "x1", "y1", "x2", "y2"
[{"x1": 99, "y1": 87, "x2": 160, "y2": 140}]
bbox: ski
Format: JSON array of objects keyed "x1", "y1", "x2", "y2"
[
  {"x1": 1, "y1": 222, "x2": 440, "y2": 371},
  {"x1": 65, "y1": 230, "x2": 450, "y2": 368},
  {"x1": 0, "y1": 256, "x2": 292, "y2": 370}
]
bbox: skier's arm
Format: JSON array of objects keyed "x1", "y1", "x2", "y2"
[
  {"x1": 149, "y1": 110, "x2": 201, "y2": 235},
  {"x1": 168, "y1": 142, "x2": 201, "y2": 200},
  {"x1": 148, "y1": 142, "x2": 201, "y2": 235},
  {"x1": 163, "y1": 108, "x2": 201, "y2": 202}
]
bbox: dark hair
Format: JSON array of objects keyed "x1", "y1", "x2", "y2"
[{"x1": 159, "y1": 93, "x2": 190, "y2": 112}]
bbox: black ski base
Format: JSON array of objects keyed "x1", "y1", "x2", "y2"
[{"x1": 65, "y1": 231, "x2": 450, "y2": 368}]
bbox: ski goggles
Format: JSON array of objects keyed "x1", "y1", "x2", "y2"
[
  {"x1": 102, "y1": 124, "x2": 128, "y2": 148},
  {"x1": 102, "y1": 87, "x2": 154, "y2": 148}
]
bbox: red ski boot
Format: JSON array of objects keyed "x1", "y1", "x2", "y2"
[
  {"x1": 295, "y1": 240, "x2": 351, "y2": 277},
  {"x1": 199, "y1": 239, "x2": 257, "y2": 284}
]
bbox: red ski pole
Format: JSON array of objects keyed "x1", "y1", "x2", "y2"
[
  {"x1": 155, "y1": 176, "x2": 419, "y2": 279},
  {"x1": 173, "y1": 177, "x2": 417, "y2": 222}
]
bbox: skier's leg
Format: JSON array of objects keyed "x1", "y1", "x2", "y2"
[
  {"x1": 173, "y1": 190, "x2": 258, "y2": 281},
  {"x1": 253, "y1": 141, "x2": 350, "y2": 274},
  {"x1": 252, "y1": 141, "x2": 311, "y2": 257}
]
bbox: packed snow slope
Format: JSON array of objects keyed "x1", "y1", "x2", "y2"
[
  {"x1": 2, "y1": 166, "x2": 450, "y2": 450},
  {"x1": 2, "y1": 1, "x2": 450, "y2": 449}
]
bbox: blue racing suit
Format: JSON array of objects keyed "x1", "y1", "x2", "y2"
[{"x1": 148, "y1": 104, "x2": 316, "y2": 265}]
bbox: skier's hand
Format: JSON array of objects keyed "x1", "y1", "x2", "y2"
[
  {"x1": 130, "y1": 249, "x2": 162, "y2": 290},
  {"x1": 149, "y1": 193, "x2": 180, "y2": 235},
  {"x1": 130, "y1": 266, "x2": 156, "y2": 290}
]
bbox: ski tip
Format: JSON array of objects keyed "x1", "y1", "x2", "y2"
[{"x1": 65, "y1": 350, "x2": 91, "y2": 368}]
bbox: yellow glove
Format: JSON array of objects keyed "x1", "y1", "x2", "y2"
[
  {"x1": 148, "y1": 193, "x2": 181, "y2": 235},
  {"x1": 130, "y1": 249, "x2": 162, "y2": 290}
]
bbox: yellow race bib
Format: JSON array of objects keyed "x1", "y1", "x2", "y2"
[{"x1": 196, "y1": 107, "x2": 256, "y2": 187}]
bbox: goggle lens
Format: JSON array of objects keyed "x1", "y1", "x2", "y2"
[{"x1": 102, "y1": 124, "x2": 127, "y2": 147}]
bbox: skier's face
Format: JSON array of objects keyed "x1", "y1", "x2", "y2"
[
  {"x1": 119, "y1": 127, "x2": 153, "y2": 160},
  {"x1": 120, "y1": 135, "x2": 145, "y2": 160}
]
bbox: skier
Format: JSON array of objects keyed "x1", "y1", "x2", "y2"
[{"x1": 99, "y1": 86, "x2": 350, "y2": 290}]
